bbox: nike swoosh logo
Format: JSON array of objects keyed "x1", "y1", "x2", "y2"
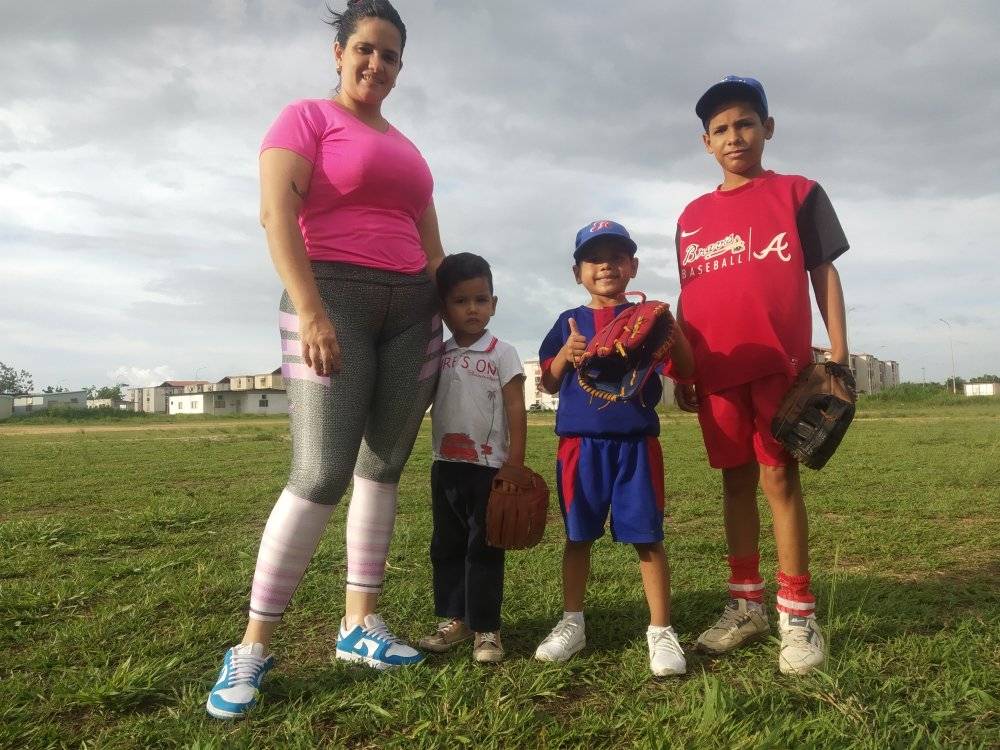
[{"x1": 680, "y1": 228, "x2": 701, "y2": 238}]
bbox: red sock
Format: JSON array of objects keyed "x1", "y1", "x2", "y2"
[
  {"x1": 776, "y1": 571, "x2": 816, "y2": 617},
  {"x1": 727, "y1": 553, "x2": 764, "y2": 604}
]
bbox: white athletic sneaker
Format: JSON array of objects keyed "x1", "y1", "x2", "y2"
[
  {"x1": 695, "y1": 598, "x2": 770, "y2": 655},
  {"x1": 534, "y1": 615, "x2": 585, "y2": 662},
  {"x1": 778, "y1": 612, "x2": 825, "y2": 675},
  {"x1": 647, "y1": 626, "x2": 686, "y2": 677}
]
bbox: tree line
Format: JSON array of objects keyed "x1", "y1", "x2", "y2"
[{"x1": 0, "y1": 362, "x2": 127, "y2": 400}]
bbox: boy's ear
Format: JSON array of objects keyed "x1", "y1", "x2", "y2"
[
  {"x1": 573, "y1": 264, "x2": 583, "y2": 285},
  {"x1": 630, "y1": 257, "x2": 639, "y2": 279},
  {"x1": 702, "y1": 131, "x2": 712, "y2": 152},
  {"x1": 764, "y1": 116, "x2": 775, "y2": 140},
  {"x1": 491, "y1": 295, "x2": 498, "y2": 313}
]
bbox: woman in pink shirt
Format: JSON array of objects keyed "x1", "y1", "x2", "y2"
[{"x1": 208, "y1": 0, "x2": 444, "y2": 719}]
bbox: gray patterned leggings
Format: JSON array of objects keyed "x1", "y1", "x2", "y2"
[{"x1": 279, "y1": 262, "x2": 442, "y2": 503}]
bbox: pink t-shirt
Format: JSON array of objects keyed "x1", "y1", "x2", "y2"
[{"x1": 261, "y1": 99, "x2": 434, "y2": 274}]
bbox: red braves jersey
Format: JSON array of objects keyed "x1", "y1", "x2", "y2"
[{"x1": 676, "y1": 171, "x2": 848, "y2": 395}]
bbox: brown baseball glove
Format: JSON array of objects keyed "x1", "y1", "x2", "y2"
[
  {"x1": 485, "y1": 464, "x2": 549, "y2": 550},
  {"x1": 771, "y1": 361, "x2": 858, "y2": 470}
]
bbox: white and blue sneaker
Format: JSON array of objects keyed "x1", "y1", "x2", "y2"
[
  {"x1": 336, "y1": 613, "x2": 424, "y2": 670},
  {"x1": 206, "y1": 642, "x2": 275, "y2": 719}
]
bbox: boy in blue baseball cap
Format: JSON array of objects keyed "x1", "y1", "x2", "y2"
[
  {"x1": 533, "y1": 219, "x2": 694, "y2": 677},
  {"x1": 675, "y1": 75, "x2": 851, "y2": 674}
]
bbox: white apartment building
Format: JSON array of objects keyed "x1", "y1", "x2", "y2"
[
  {"x1": 127, "y1": 381, "x2": 205, "y2": 413},
  {"x1": 169, "y1": 389, "x2": 288, "y2": 416},
  {"x1": 812, "y1": 347, "x2": 900, "y2": 394},
  {"x1": 522, "y1": 358, "x2": 559, "y2": 411}
]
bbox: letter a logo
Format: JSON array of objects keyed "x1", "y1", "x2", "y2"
[{"x1": 752, "y1": 232, "x2": 791, "y2": 262}]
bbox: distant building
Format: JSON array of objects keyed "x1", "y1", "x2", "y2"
[
  {"x1": 811, "y1": 346, "x2": 900, "y2": 394},
  {"x1": 86, "y1": 398, "x2": 130, "y2": 410},
  {"x1": 964, "y1": 383, "x2": 998, "y2": 397},
  {"x1": 12, "y1": 390, "x2": 89, "y2": 415},
  {"x1": 0, "y1": 395, "x2": 12, "y2": 421},
  {"x1": 182, "y1": 381, "x2": 215, "y2": 394},
  {"x1": 168, "y1": 389, "x2": 288, "y2": 416},
  {"x1": 127, "y1": 370, "x2": 284, "y2": 413},
  {"x1": 522, "y1": 359, "x2": 559, "y2": 411},
  {"x1": 127, "y1": 381, "x2": 206, "y2": 413}
]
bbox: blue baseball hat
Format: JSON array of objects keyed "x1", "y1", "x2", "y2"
[
  {"x1": 573, "y1": 220, "x2": 637, "y2": 262},
  {"x1": 696, "y1": 75, "x2": 768, "y2": 127}
]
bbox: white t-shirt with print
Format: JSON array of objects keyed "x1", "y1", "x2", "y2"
[{"x1": 431, "y1": 331, "x2": 524, "y2": 468}]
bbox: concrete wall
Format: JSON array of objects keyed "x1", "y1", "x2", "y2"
[
  {"x1": 0, "y1": 395, "x2": 12, "y2": 420},
  {"x1": 13, "y1": 391, "x2": 88, "y2": 414},
  {"x1": 964, "y1": 383, "x2": 998, "y2": 397}
]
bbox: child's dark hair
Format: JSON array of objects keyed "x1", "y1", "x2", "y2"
[
  {"x1": 436, "y1": 253, "x2": 493, "y2": 298},
  {"x1": 325, "y1": 0, "x2": 407, "y2": 51}
]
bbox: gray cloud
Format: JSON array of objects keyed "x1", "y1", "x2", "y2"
[{"x1": 1, "y1": 0, "x2": 998, "y2": 388}]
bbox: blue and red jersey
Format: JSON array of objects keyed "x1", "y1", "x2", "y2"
[{"x1": 539, "y1": 304, "x2": 663, "y2": 437}]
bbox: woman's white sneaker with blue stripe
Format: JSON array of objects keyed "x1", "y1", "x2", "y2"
[
  {"x1": 336, "y1": 614, "x2": 423, "y2": 669},
  {"x1": 206, "y1": 642, "x2": 275, "y2": 719}
]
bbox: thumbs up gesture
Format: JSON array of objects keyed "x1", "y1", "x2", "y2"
[{"x1": 564, "y1": 317, "x2": 588, "y2": 368}]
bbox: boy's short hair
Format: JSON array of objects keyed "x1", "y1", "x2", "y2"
[
  {"x1": 436, "y1": 252, "x2": 493, "y2": 298},
  {"x1": 696, "y1": 75, "x2": 768, "y2": 130}
]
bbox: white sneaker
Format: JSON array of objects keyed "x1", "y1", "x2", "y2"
[
  {"x1": 647, "y1": 626, "x2": 686, "y2": 677},
  {"x1": 778, "y1": 612, "x2": 825, "y2": 675},
  {"x1": 534, "y1": 616, "x2": 585, "y2": 662},
  {"x1": 695, "y1": 598, "x2": 770, "y2": 655}
]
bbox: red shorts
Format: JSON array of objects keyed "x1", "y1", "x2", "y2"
[{"x1": 697, "y1": 372, "x2": 794, "y2": 469}]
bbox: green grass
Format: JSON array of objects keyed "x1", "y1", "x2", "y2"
[{"x1": 1, "y1": 403, "x2": 998, "y2": 748}]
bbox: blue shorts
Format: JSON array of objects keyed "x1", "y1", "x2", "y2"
[{"x1": 555, "y1": 436, "x2": 665, "y2": 544}]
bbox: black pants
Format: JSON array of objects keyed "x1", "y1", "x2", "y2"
[{"x1": 431, "y1": 461, "x2": 505, "y2": 632}]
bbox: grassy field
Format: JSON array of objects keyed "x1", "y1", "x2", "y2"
[{"x1": 1, "y1": 399, "x2": 998, "y2": 749}]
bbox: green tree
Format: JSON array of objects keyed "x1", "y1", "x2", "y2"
[
  {"x1": 87, "y1": 384, "x2": 127, "y2": 400},
  {"x1": 969, "y1": 374, "x2": 1000, "y2": 383},
  {"x1": 42, "y1": 385, "x2": 69, "y2": 394},
  {"x1": 0, "y1": 362, "x2": 34, "y2": 394}
]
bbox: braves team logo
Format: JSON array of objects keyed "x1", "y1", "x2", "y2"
[
  {"x1": 682, "y1": 233, "x2": 746, "y2": 265},
  {"x1": 680, "y1": 229, "x2": 793, "y2": 281},
  {"x1": 752, "y1": 232, "x2": 791, "y2": 262}
]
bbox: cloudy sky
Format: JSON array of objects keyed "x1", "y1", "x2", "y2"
[{"x1": 2, "y1": 0, "x2": 998, "y2": 390}]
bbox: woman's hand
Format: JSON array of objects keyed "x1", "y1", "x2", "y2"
[
  {"x1": 300, "y1": 311, "x2": 342, "y2": 376},
  {"x1": 674, "y1": 382, "x2": 699, "y2": 413}
]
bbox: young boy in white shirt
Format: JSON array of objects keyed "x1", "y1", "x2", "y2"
[{"x1": 419, "y1": 253, "x2": 526, "y2": 662}]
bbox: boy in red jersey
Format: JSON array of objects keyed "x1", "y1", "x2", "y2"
[{"x1": 675, "y1": 76, "x2": 850, "y2": 674}]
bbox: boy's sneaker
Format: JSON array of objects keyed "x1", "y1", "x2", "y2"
[
  {"x1": 695, "y1": 598, "x2": 770, "y2": 655},
  {"x1": 206, "y1": 643, "x2": 275, "y2": 720},
  {"x1": 778, "y1": 612, "x2": 825, "y2": 675},
  {"x1": 647, "y1": 625, "x2": 686, "y2": 677},
  {"x1": 418, "y1": 619, "x2": 473, "y2": 653},
  {"x1": 534, "y1": 616, "x2": 585, "y2": 662},
  {"x1": 336, "y1": 613, "x2": 424, "y2": 670},
  {"x1": 473, "y1": 631, "x2": 504, "y2": 663}
]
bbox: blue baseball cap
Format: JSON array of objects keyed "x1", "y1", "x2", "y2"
[
  {"x1": 573, "y1": 220, "x2": 637, "y2": 262},
  {"x1": 696, "y1": 75, "x2": 768, "y2": 127}
]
